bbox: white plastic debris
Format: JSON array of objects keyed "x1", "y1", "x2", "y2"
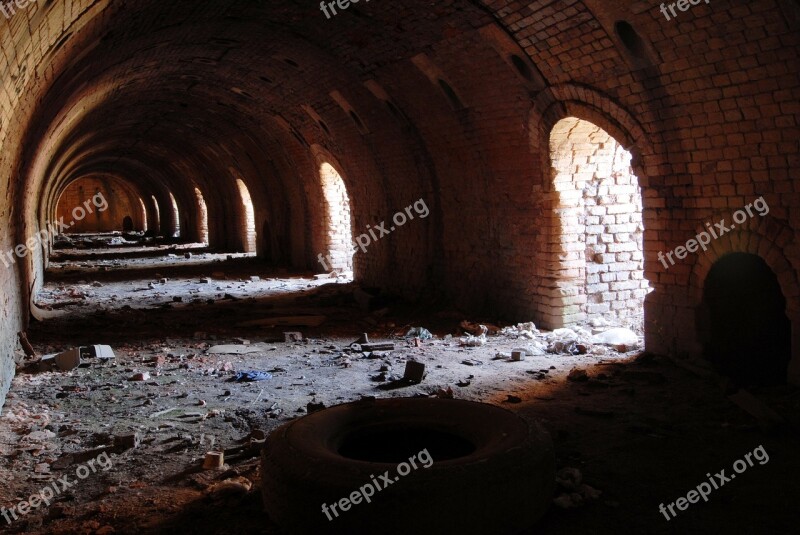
[
  {"x1": 591, "y1": 328, "x2": 639, "y2": 347},
  {"x1": 513, "y1": 342, "x2": 547, "y2": 356},
  {"x1": 460, "y1": 334, "x2": 487, "y2": 347},
  {"x1": 500, "y1": 322, "x2": 538, "y2": 339},
  {"x1": 549, "y1": 328, "x2": 579, "y2": 341}
]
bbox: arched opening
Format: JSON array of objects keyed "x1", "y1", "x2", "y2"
[
  {"x1": 700, "y1": 253, "x2": 791, "y2": 386},
  {"x1": 56, "y1": 177, "x2": 142, "y2": 233},
  {"x1": 122, "y1": 216, "x2": 133, "y2": 231},
  {"x1": 138, "y1": 197, "x2": 149, "y2": 232},
  {"x1": 549, "y1": 117, "x2": 652, "y2": 327},
  {"x1": 194, "y1": 187, "x2": 209, "y2": 245},
  {"x1": 236, "y1": 178, "x2": 257, "y2": 253},
  {"x1": 319, "y1": 162, "x2": 354, "y2": 273},
  {"x1": 150, "y1": 195, "x2": 161, "y2": 235},
  {"x1": 168, "y1": 192, "x2": 181, "y2": 238}
]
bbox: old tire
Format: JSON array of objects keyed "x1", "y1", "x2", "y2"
[{"x1": 261, "y1": 397, "x2": 554, "y2": 535}]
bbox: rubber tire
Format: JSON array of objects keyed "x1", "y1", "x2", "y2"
[{"x1": 261, "y1": 397, "x2": 555, "y2": 535}]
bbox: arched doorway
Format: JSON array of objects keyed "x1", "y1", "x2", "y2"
[
  {"x1": 320, "y1": 163, "x2": 354, "y2": 272},
  {"x1": 548, "y1": 117, "x2": 652, "y2": 327},
  {"x1": 194, "y1": 187, "x2": 209, "y2": 245},
  {"x1": 700, "y1": 253, "x2": 791, "y2": 385},
  {"x1": 168, "y1": 192, "x2": 181, "y2": 238},
  {"x1": 236, "y1": 178, "x2": 257, "y2": 253}
]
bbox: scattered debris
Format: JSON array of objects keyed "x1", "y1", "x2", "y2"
[
  {"x1": 353, "y1": 333, "x2": 369, "y2": 345},
  {"x1": 207, "y1": 345, "x2": 261, "y2": 355},
  {"x1": 433, "y1": 386, "x2": 454, "y2": 398},
  {"x1": 460, "y1": 333, "x2": 486, "y2": 347},
  {"x1": 592, "y1": 328, "x2": 639, "y2": 352},
  {"x1": 129, "y1": 372, "x2": 150, "y2": 381},
  {"x1": 37, "y1": 344, "x2": 114, "y2": 372},
  {"x1": 149, "y1": 407, "x2": 181, "y2": 419},
  {"x1": 307, "y1": 401, "x2": 326, "y2": 414},
  {"x1": 555, "y1": 467, "x2": 582, "y2": 490},
  {"x1": 460, "y1": 321, "x2": 487, "y2": 336},
  {"x1": 283, "y1": 332, "x2": 303, "y2": 343},
  {"x1": 548, "y1": 340, "x2": 583, "y2": 355},
  {"x1": 202, "y1": 451, "x2": 225, "y2": 470},
  {"x1": 114, "y1": 433, "x2": 141, "y2": 450},
  {"x1": 405, "y1": 327, "x2": 433, "y2": 340},
  {"x1": 354, "y1": 342, "x2": 395, "y2": 351},
  {"x1": 403, "y1": 361, "x2": 426, "y2": 383},
  {"x1": 233, "y1": 371, "x2": 273, "y2": 382},
  {"x1": 553, "y1": 467, "x2": 602, "y2": 509},
  {"x1": 549, "y1": 328, "x2": 580, "y2": 341},
  {"x1": 207, "y1": 476, "x2": 252, "y2": 497},
  {"x1": 461, "y1": 321, "x2": 502, "y2": 335},
  {"x1": 513, "y1": 346, "x2": 544, "y2": 357},
  {"x1": 48, "y1": 350, "x2": 81, "y2": 371},
  {"x1": 85, "y1": 345, "x2": 116, "y2": 359},
  {"x1": 499, "y1": 322, "x2": 538, "y2": 339}
]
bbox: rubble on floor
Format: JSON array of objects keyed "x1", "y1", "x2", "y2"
[{"x1": 1, "y1": 250, "x2": 793, "y2": 534}]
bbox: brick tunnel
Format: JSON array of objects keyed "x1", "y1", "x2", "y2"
[{"x1": 0, "y1": 1, "x2": 798, "y2": 533}]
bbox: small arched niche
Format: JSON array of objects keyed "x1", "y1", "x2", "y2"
[{"x1": 699, "y1": 253, "x2": 791, "y2": 386}]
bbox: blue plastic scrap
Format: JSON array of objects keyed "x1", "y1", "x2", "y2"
[
  {"x1": 405, "y1": 327, "x2": 433, "y2": 340},
  {"x1": 234, "y1": 370, "x2": 273, "y2": 382}
]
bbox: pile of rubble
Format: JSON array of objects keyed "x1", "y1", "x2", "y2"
[{"x1": 456, "y1": 318, "x2": 641, "y2": 358}]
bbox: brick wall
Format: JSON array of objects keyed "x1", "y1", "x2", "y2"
[
  {"x1": 56, "y1": 177, "x2": 146, "y2": 233},
  {"x1": 194, "y1": 188, "x2": 209, "y2": 245},
  {"x1": 320, "y1": 163, "x2": 355, "y2": 272},
  {"x1": 550, "y1": 117, "x2": 652, "y2": 323}
]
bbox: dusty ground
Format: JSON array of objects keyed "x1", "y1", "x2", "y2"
[{"x1": 1, "y1": 244, "x2": 798, "y2": 534}]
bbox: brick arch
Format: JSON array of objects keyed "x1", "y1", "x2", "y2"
[
  {"x1": 56, "y1": 176, "x2": 147, "y2": 233},
  {"x1": 309, "y1": 145, "x2": 355, "y2": 273},
  {"x1": 530, "y1": 84, "x2": 665, "y2": 180},
  {"x1": 684, "y1": 215, "x2": 800, "y2": 384},
  {"x1": 687, "y1": 217, "x2": 800, "y2": 313},
  {"x1": 528, "y1": 88, "x2": 657, "y2": 329}
]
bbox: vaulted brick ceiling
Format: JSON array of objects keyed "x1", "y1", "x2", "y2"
[{"x1": 13, "y1": 1, "x2": 493, "y2": 220}]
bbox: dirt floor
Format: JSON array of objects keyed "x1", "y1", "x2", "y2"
[{"x1": 1, "y1": 242, "x2": 798, "y2": 534}]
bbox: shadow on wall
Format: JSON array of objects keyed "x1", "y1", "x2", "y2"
[{"x1": 699, "y1": 252, "x2": 791, "y2": 386}]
